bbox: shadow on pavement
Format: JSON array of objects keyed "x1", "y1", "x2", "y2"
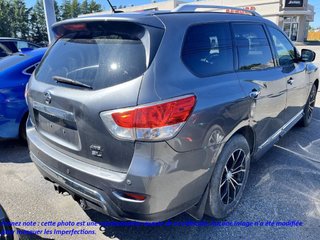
[
  {"x1": 0, "y1": 139, "x2": 30, "y2": 163},
  {"x1": 85, "y1": 209, "x2": 217, "y2": 240},
  {"x1": 274, "y1": 106, "x2": 320, "y2": 164}
]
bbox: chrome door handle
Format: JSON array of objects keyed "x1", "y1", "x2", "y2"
[
  {"x1": 287, "y1": 78, "x2": 294, "y2": 85},
  {"x1": 249, "y1": 89, "x2": 261, "y2": 99}
]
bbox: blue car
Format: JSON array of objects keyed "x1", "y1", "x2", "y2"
[{"x1": 0, "y1": 48, "x2": 46, "y2": 140}]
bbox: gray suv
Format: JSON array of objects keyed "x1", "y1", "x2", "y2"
[{"x1": 26, "y1": 4, "x2": 318, "y2": 221}]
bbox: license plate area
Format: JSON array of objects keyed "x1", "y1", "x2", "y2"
[{"x1": 33, "y1": 102, "x2": 81, "y2": 150}]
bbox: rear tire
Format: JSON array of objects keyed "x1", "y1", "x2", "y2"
[
  {"x1": 205, "y1": 134, "x2": 250, "y2": 219},
  {"x1": 299, "y1": 84, "x2": 317, "y2": 127}
]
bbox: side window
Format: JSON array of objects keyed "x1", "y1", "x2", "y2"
[
  {"x1": 27, "y1": 43, "x2": 38, "y2": 49},
  {"x1": 268, "y1": 27, "x2": 296, "y2": 67},
  {"x1": 0, "y1": 44, "x2": 9, "y2": 57},
  {"x1": 1, "y1": 41, "x2": 18, "y2": 52},
  {"x1": 181, "y1": 23, "x2": 234, "y2": 77},
  {"x1": 17, "y1": 41, "x2": 29, "y2": 51},
  {"x1": 232, "y1": 24, "x2": 275, "y2": 71},
  {"x1": 24, "y1": 63, "x2": 39, "y2": 75}
]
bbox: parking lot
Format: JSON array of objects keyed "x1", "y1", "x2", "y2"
[{"x1": 1, "y1": 45, "x2": 320, "y2": 240}]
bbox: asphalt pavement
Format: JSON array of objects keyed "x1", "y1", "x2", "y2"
[{"x1": 0, "y1": 45, "x2": 320, "y2": 240}]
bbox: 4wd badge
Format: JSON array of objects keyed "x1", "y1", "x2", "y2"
[{"x1": 90, "y1": 145, "x2": 103, "y2": 158}]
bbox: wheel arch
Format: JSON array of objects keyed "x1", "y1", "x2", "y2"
[
  {"x1": 234, "y1": 126, "x2": 255, "y2": 154},
  {"x1": 221, "y1": 123, "x2": 256, "y2": 155}
]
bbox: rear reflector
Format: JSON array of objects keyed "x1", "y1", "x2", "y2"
[
  {"x1": 123, "y1": 192, "x2": 146, "y2": 201},
  {"x1": 100, "y1": 95, "x2": 196, "y2": 141},
  {"x1": 112, "y1": 191, "x2": 147, "y2": 202}
]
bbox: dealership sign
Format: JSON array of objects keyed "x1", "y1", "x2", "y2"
[{"x1": 285, "y1": 0, "x2": 304, "y2": 7}]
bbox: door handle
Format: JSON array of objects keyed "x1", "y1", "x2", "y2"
[
  {"x1": 249, "y1": 89, "x2": 261, "y2": 99},
  {"x1": 287, "y1": 78, "x2": 294, "y2": 85}
]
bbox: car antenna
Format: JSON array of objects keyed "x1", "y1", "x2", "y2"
[{"x1": 107, "y1": 0, "x2": 123, "y2": 13}]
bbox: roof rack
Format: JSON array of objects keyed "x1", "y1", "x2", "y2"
[{"x1": 171, "y1": 4, "x2": 261, "y2": 17}]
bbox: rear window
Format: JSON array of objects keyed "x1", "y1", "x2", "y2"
[{"x1": 35, "y1": 22, "x2": 149, "y2": 90}]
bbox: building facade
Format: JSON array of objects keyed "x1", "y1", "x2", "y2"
[{"x1": 117, "y1": 0, "x2": 315, "y2": 42}]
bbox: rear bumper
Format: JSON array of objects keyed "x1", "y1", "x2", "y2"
[{"x1": 27, "y1": 124, "x2": 213, "y2": 222}]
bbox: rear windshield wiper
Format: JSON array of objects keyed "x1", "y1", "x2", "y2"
[{"x1": 53, "y1": 76, "x2": 93, "y2": 89}]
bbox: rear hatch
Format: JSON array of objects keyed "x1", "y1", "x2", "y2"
[{"x1": 27, "y1": 18, "x2": 164, "y2": 173}]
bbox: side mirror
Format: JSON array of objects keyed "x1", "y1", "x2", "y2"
[{"x1": 301, "y1": 49, "x2": 316, "y2": 62}]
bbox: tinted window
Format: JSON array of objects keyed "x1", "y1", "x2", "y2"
[
  {"x1": 17, "y1": 41, "x2": 29, "y2": 50},
  {"x1": 36, "y1": 22, "x2": 149, "y2": 90},
  {"x1": 233, "y1": 24, "x2": 275, "y2": 71},
  {"x1": 0, "y1": 41, "x2": 18, "y2": 52},
  {"x1": 181, "y1": 23, "x2": 234, "y2": 77},
  {"x1": 0, "y1": 44, "x2": 9, "y2": 57},
  {"x1": 268, "y1": 27, "x2": 296, "y2": 66},
  {"x1": 24, "y1": 63, "x2": 39, "y2": 75},
  {"x1": 16, "y1": 41, "x2": 38, "y2": 50},
  {"x1": 28, "y1": 43, "x2": 39, "y2": 49}
]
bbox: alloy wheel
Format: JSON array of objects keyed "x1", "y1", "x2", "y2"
[
  {"x1": 219, "y1": 149, "x2": 247, "y2": 205},
  {"x1": 307, "y1": 86, "x2": 317, "y2": 120}
]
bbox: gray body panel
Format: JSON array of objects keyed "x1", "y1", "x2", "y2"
[
  {"x1": 28, "y1": 77, "x2": 141, "y2": 172},
  {"x1": 26, "y1": 11, "x2": 319, "y2": 221}
]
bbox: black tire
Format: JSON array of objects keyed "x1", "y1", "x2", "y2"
[
  {"x1": 299, "y1": 84, "x2": 317, "y2": 127},
  {"x1": 205, "y1": 134, "x2": 250, "y2": 219},
  {"x1": 19, "y1": 113, "x2": 28, "y2": 142}
]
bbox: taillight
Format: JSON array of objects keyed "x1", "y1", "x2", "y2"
[
  {"x1": 100, "y1": 95, "x2": 196, "y2": 141},
  {"x1": 63, "y1": 23, "x2": 87, "y2": 31}
]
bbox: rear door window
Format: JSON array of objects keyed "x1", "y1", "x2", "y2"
[
  {"x1": 181, "y1": 23, "x2": 234, "y2": 77},
  {"x1": 232, "y1": 23, "x2": 275, "y2": 71},
  {"x1": 35, "y1": 22, "x2": 150, "y2": 90}
]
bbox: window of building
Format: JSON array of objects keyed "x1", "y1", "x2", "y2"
[
  {"x1": 268, "y1": 27, "x2": 296, "y2": 66},
  {"x1": 232, "y1": 23, "x2": 275, "y2": 71},
  {"x1": 181, "y1": 23, "x2": 234, "y2": 77}
]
